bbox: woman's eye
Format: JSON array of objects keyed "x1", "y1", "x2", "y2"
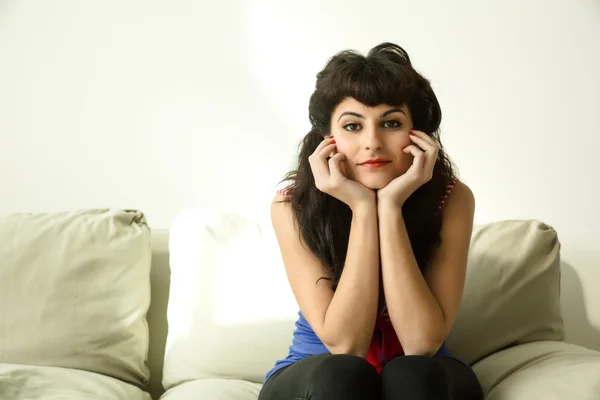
[
  {"x1": 343, "y1": 123, "x2": 360, "y2": 131},
  {"x1": 383, "y1": 120, "x2": 401, "y2": 128}
]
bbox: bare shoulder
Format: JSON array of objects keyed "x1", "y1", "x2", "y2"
[
  {"x1": 444, "y1": 180, "x2": 475, "y2": 218},
  {"x1": 271, "y1": 192, "x2": 292, "y2": 221},
  {"x1": 272, "y1": 191, "x2": 289, "y2": 205}
]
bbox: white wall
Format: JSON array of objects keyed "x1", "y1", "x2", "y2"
[{"x1": 1, "y1": 1, "x2": 599, "y2": 349}]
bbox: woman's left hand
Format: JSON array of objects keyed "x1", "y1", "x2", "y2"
[{"x1": 377, "y1": 129, "x2": 439, "y2": 208}]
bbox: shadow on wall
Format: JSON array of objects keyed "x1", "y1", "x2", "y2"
[
  {"x1": 560, "y1": 260, "x2": 600, "y2": 352},
  {"x1": 146, "y1": 246, "x2": 171, "y2": 400}
]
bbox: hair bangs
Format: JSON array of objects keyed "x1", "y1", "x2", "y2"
[{"x1": 331, "y1": 57, "x2": 415, "y2": 109}]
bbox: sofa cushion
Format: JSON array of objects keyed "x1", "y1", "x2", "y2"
[
  {"x1": 446, "y1": 219, "x2": 564, "y2": 365},
  {"x1": 162, "y1": 209, "x2": 298, "y2": 391},
  {"x1": 472, "y1": 341, "x2": 600, "y2": 399},
  {"x1": 0, "y1": 363, "x2": 151, "y2": 400},
  {"x1": 160, "y1": 378, "x2": 260, "y2": 400},
  {"x1": 0, "y1": 209, "x2": 152, "y2": 387},
  {"x1": 163, "y1": 211, "x2": 566, "y2": 392}
]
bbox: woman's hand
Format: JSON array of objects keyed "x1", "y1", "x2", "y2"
[
  {"x1": 309, "y1": 136, "x2": 376, "y2": 212},
  {"x1": 377, "y1": 129, "x2": 439, "y2": 208}
]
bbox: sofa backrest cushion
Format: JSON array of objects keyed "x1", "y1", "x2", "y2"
[
  {"x1": 162, "y1": 209, "x2": 297, "y2": 390},
  {"x1": 446, "y1": 219, "x2": 564, "y2": 364},
  {"x1": 0, "y1": 209, "x2": 152, "y2": 387}
]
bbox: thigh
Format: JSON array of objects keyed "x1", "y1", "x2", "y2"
[
  {"x1": 434, "y1": 356, "x2": 483, "y2": 400},
  {"x1": 258, "y1": 354, "x2": 380, "y2": 400}
]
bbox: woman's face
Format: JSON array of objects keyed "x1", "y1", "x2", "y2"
[{"x1": 329, "y1": 97, "x2": 415, "y2": 190}]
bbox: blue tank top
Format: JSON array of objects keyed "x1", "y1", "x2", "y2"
[{"x1": 264, "y1": 311, "x2": 456, "y2": 382}]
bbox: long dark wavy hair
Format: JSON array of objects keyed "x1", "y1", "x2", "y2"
[{"x1": 278, "y1": 42, "x2": 457, "y2": 311}]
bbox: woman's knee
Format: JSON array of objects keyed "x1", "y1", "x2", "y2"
[
  {"x1": 381, "y1": 355, "x2": 451, "y2": 399},
  {"x1": 308, "y1": 354, "x2": 380, "y2": 399}
]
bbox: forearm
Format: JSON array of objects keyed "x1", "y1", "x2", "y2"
[
  {"x1": 378, "y1": 205, "x2": 445, "y2": 355},
  {"x1": 323, "y1": 203, "x2": 379, "y2": 357}
]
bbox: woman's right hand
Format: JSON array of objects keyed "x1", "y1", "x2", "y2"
[{"x1": 308, "y1": 136, "x2": 376, "y2": 211}]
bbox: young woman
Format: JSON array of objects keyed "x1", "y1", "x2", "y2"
[{"x1": 258, "y1": 42, "x2": 483, "y2": 400}]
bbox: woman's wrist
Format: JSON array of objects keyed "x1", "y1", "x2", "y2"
[
  {"x1": 350, "y1": 199, "x2": 377, "y2": 217},
  {"x1": 377, "y1": 199, "x2": 404, "y2": 219}
]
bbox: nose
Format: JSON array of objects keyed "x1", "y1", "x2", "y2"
[{"x1": 362, "y1": 125, "x2": 383, "y2": 151}]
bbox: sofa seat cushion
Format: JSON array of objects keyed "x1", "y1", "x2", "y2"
[
  {"x1": 0, "y1": 363, "x2": 151, "y2": 400},
  {"x1": 160, "y1": 378, "x2": 260, "y2": 400},
  {"x1": 473, "y1": 341, "x2": 600, "y2": 399}
]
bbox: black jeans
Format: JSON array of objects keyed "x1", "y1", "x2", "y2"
[{"x1": 258, "y1": 354, "x2": 484, "y2": 400}]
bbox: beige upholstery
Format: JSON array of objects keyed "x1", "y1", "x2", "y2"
[
  {"x1": 157, "y1": 210, "x2": 600, "y2": 399},
  {"x1": 1, "y1": 209, "x2": 599, "y2": 399},
  {"x1": 161, "y1": 210, "x2": 298, "y2": 391},
  {"x1": 473, "y1": 341, "x2": 600, "y2": 399},
  {"x1": 446, "y1": 220, "x2": 564, "y2": 364},
  {"x1": 160, "y1": 379, "x2": 260, "y2": 400},
  {"x1": 0, "y1": 363, "x2": 151, "y2": 400},
  {"x1": 0, "y1": 210, "x2": 152, "y2": 399},
  {"x1": 0, "y1": 210, "x2": 151, "y2": 385}
]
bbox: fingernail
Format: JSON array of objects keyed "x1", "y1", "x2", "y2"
[
  {"x1": 329, "y1": 135, "x2": 334, "y2": 138},
  {"x1": 409, "y1": 132, "x2": 415, "y2": 136},
  {"x1": 332, "y1": 140, "x2": 336, "y2": 144}
]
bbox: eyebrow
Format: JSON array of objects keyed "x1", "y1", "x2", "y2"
[{"x1": 337, "y1": 108, "x2": 406, "y2": 122}]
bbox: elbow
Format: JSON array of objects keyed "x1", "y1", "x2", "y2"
[
  {"x1": 319, "y1": 325, "x2": 373, "y2": 358},
  {"x1": 399, "y1": 321, "x2": 448, "y2": 357}
]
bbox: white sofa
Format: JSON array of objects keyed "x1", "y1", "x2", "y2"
[{"x1": 1, "y1": 209, "x2": 599, "y2": 400}]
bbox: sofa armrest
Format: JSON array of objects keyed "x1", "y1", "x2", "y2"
[{"x1": 472, "y1": 341, "x2": 600, "y2": 399}]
